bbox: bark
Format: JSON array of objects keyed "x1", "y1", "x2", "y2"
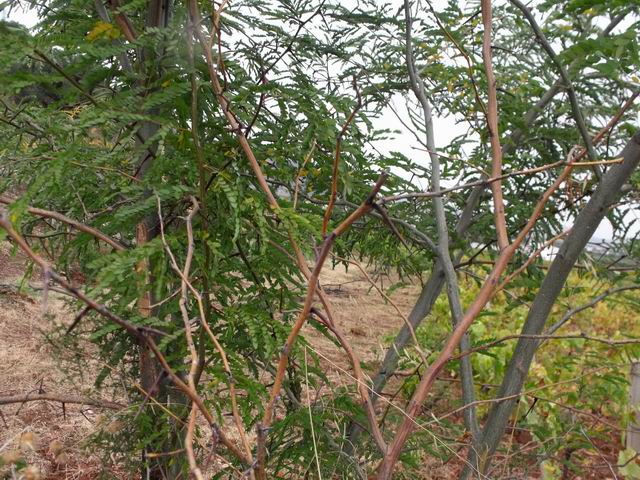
[
  {"x1": 135, "y1": 0, "x2": 171, "y2": 384},
  {"x1": 462, "y1": 130, "x2": 640, "y2": 479},
  {"x1": 128, "y1": 2, "x2": 174, "y2": 478},
  {"x1": 346, "y1": 9, "x2": 624, "y2": 440},
  {"x1": 373, "y1": 80, "x2": 563, "y2": 395},
  {"x1": 403, "y1": 0, "x2": 478, "y2": 438}
]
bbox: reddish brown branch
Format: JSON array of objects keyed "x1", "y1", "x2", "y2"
[
  {"x1": 257, "y1": 173, "x2": 389, "y2": 472},
  {"x1": 496, "y1": 229, "x2": 570, "y2": 291},
  {"x1": 0, "y1": 196, "x2": 126, "y2": 251},
  {"x1": 158, "y1": 196, "x2": 253, "y2": 465},
  {"x1": 322, "y1": 77, "x2": 362, "y2": 237},
  {"x1": 0, "y1": 213, "x2": 150, "y2": 339},
  {"x1": 481, "y1": 0, "x2": 509, "y2": 251},
  {"x1": 108, "y1": 0, "x2": 138, "y2": 42},
  {"x1": 377, "y1": 168, "x2": 572, "y2": 479}
]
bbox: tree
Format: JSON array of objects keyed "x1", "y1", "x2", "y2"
[{"x1": 1, "y1": 0, "x2": 639, "y2": 478}]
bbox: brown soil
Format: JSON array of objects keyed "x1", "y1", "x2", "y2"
[
  {"x1": 308, "y1": 263, "x2": 423, "y2": 383},
  {"x1": 0, "y1": 243, "x2": 623, "y2": 479},
  {"x1": 0, "y1": 243, "x2": 123, "y2": 479}
]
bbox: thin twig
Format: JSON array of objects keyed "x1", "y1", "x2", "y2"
[
  {"x1": 157, "y1": 196, "x2": 254, "y2": 466},
  {"x1": 304, "y1": 347, "x2": 323, "y2": 479},
  {"x1": 381, "y1": 158, "x2": 623, "y2": 203},
  {"x1": 452, "y1": 333, "x2": 640, "y2": 362},
  {"x1": 509, "y1": 0, "x2": 600, "y2": 177},
  {"x1": 322, "y1": 77, "x2": 362, "y2": 236},
  {"x1": 0, "y1": 393, "x2": 123, "y2": 410},
  {"x1": 428, "y1": 363, "x2": 628, "y2": 426},
  {"x1": 496, "y1": 229, "x2": 571, "y2": 291},
  {"x1": 0, "y1": 195, "x2": 126, "y2": 251},
  {"x1": 423, "y1": 0, "x2": 487, "y2": 117},
  {"x1": 547, "y1": 285, "x2": 640, "y2": 335}
]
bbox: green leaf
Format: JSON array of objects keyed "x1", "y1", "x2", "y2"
[{"x1": 619, "y1": 448, "x2": 640, "y2": 479}]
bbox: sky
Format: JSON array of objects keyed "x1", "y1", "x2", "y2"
[{"x1": 4, "y1": 4, "x2": 636, "y2": 244}]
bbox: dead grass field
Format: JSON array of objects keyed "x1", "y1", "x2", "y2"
[
  {"x1": 0, "y1": 242, "x2": 619, "y2": 479},
  {"x1": 0, "y1": 242, "x2": 451, "y2": 479},
  {"x1": 0, "y1": 242, "x2": 131, "y2": 479}
]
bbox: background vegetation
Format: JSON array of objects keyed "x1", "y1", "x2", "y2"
[{"x1": 0, "y1": 0, "x2": 639, "y2": 478}]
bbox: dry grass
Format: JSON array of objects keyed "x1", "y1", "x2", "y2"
[
  {"x1": 0, "y1": 243, "x2": 127, "y2": 480},
  {"x1": 0, "y1": 240, "x2": 449, "y2": 478},
  {"x1": 5, "y1": 242, "x2": 613, "y2": 479},
  {"x1": 308, "y1": 262, "x2": 422, "y2": 378}
]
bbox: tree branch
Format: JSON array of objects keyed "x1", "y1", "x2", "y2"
[
  {"x1": 403, "y1": 0, "x2": 479, "y2": 440},
  {"x1": 462, "y1": 129, "x2": 640, "y2": 479},
  {"x1": 547, "y1": 285, "x2": 640, "y2": 335},
  {"x1": 509, "y1": 0, "x2": 600, "y2": 179},
  {"x1": 0, "y1": 393, "x2": 123, "y2": 410},
  {"x1": 322, "y1": 77, "x2": 362, "y2": 236},
  {"x1": 0, "y1": 195, "x2": 126, "y2": 251},
  {"x1": 481, "y1": 0, "x2": 509, "y2": 251}
]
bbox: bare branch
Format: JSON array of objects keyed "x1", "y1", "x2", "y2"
[
  {"x1": 381, "y1": 158, "x2": 623, "y2": 203},
  {"x1": 157, "y1": 196, "x2": 254, "y2": 466},
  {"x1": 322, "y1": 77, "x2": 362, "y2": 236},
  {"x1": 496, "y1": 229, "x2": 571, "y2": 292},
  {"x1": 378, "y1": 91, "x2": 638, "y2": 478},
  {"x1": 481, "y1": 0, "x2": 509, "y2": 251},
  {"x1": 509, "y1": 0, "x2": 600, "y2": 178},
  {"x1": 0, "y1": 196, "x2": 126, "y2": 251},
  {"x1": 404, "y1": 0, "x2": 479, "y2": 440},
  {"x1": 0, "y1": 393, "x2": 123, "y2": 410},
  {"x1": 547, "y1": 285, "x2": 640, "y2": 335}
]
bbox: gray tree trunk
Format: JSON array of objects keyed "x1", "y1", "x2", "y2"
[
  {"x1": 129, "y1": 2, "x2": 175, "y2": 478},
  {"x1": 344, "y1": 81, "x2": 563, "y2": 450},
  {"x1": 628, "y1": 363, "x2": 640, "y2": 452},
  {"x1": 461, "y1": 130, "x2": 640, "y2": 479}
]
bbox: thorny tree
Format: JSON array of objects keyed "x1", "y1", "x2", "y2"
[{"x1": 1, "y1": 0, "x2": 640, "y2": 478}]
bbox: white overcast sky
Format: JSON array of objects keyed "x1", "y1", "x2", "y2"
[{"x1": 5, "y1": 4, "x2": 638, "y2": 243}]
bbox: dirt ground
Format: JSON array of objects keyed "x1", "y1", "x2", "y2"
[
  {"x1": 0, "y1": 242, "x2": 129, "y2": 479},
  {"x1": 0, "y1": 242, "x2": 449, "y2": 479},
  {"x1": 305, "y1": 261, "x2": 424, "y2": 387},
  {"x1": 0, "y1": 242, "x2": 621, "y2": 479}
]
